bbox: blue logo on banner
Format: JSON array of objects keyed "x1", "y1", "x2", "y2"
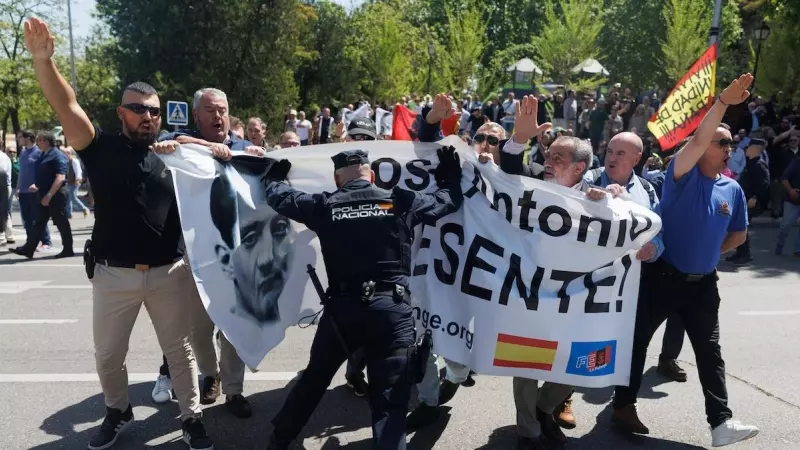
[{"x1": 566, "y1": 340, "x2": 617, "y2": 377}]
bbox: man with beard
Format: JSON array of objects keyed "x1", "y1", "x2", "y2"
[
  {"x1": 610, "y1": 74, "x2": 759, "y2": 447},
  {"x1": 23, "y1": 17, "x2": 213, "y2": 450},
  {"x1": 153, "y1": 87, "x2": 258, "y2": 419}
]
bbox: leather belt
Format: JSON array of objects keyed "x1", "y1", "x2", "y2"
[
  {"x1": 95, "y1": 257, "x2": 181, "y2": 272},
  {"x1": 660, "y1": 260, "x2": 714, "y2": 282},
  {"x1": 333, "y1": 281, "x2": 406, "y2": 296}
]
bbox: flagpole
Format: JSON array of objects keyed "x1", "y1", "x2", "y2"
[{"x1": 709, "y1": 0, "x2": 723, "y2": 46}]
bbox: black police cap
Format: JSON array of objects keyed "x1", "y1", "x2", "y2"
[
  {"x1": 347, "y1": 118, "x2": 378, "y2": 140},
  {"x1": 748, "y1": 138, "x2": 767, "y2": 148},
  {"x1": 331, "y1": 150, "x2": 370, "y2": 170}
]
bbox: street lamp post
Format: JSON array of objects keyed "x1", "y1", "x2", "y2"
[
  {"x1": 752, "y1": 21, "x2": 771, "y2": 92},
  {"x1": 426, "y1": 43, "x2": 435, "y2": 95},
  {"x1": 66, "y1": 0, "x2": 78, "y2": 93}
]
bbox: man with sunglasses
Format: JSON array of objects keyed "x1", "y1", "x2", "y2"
[
  {"x1": 610, "y1": 74, "x2": 759, "y2": 447},
  {"x1": 280, "y1": 131, "x2": 302, "y2": 148},
  {"x1": 332, "y1": 117, "x2": 378, "y2": 143},
  {"x1": 23, "y1": 17, "x2": 213, "y2": 450}
]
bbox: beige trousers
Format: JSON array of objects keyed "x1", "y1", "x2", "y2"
[
  {"x1": 513, "y1": 377, "x2": 574, "y2": 438},
  {"x1": 92, "y1": 259, "x2": 200, "y2": 420},
  {"x1": 186, "y1": 284, "x2": 246, "y2": 396}
]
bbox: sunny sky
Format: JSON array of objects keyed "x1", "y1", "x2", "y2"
[{"x1": 70, "y1": 0, "x2": 363, "y2": 39}]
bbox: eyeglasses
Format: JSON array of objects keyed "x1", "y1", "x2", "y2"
[
  {"x1": 712, "y1": 138, "x2": 733, "y2": 148},
  {"x1": 473, "y1": 134, "x2": 499, "y2": 146},
  {"x1": 122, "y1": 103, "x2": 161, "y2": 117},
  {"x1": 282, "y1": 141, "x2": 301, "y2": 147},
  {"x1": 349, "y1": 134, "x2": 375, "y2": 141}
]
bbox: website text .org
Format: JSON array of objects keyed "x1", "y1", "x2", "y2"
[{"x1": 412, "y1": 306, "x2": 474, "y2": 350}]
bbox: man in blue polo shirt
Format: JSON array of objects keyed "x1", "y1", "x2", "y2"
[{"x1": 610, "y1": 74, "x2": 759, "y2": 447}]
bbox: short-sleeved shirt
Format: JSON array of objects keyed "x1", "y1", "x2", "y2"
[
  {"x1": 160, "y1": 129, "x2": 252, "y2": 150},
  {"x1": 17, "y1": 145, "x2": 42, "y2": 193},
  {"x1": 660, "y1": 161, "x2": 748, "y2": 274},
  {"x1": 78, "y1": 127, "x2": 184, "y2": 266},
  {"x1": 34, "y1": 148, "x2": 69, "y2": 193}
]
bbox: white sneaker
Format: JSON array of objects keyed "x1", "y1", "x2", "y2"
[
  {"x1": 711, "y1": 419, "x2": 759, "y2": 447},
  {"x1": 151, "y1": 374, "x2": 173, "y2": 404}
]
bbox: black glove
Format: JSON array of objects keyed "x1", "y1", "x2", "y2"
[
  {"x1": 434, "y1": 146, "x2": 461, "y2": 185},
  {"x1": 262, "y1": 158, "x2": 292, "y2": 183}
]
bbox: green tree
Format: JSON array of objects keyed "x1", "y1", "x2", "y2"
[
  {"x1": 442, "y1": 1, "x2": 486, "y2": 94},
  {"x1": 661, "y1": 0, "x2": 712, "y2": 81},
  {"x1": 74, "y1": 28, "x2": 120, "y2": 130},
  {"x1": 0, "y1": 0, "x2": 63, "y2": 133},
  {"x1": 751, "y1": 0, "x2": 800, "y2": 98},
  {"x1": 531, "y1": 0, "x2": 606, "y2": 89}
]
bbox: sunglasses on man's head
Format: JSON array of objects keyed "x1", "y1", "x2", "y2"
[
  {"x1": 473, "y1": 134, "x2": 499, "y2": 146},
  {"x1": 712, "y1": 138, "x2": 733, "y2": 148},
  {"x1": 122, "y1": 103, "x2": 161, "y2": 117}
]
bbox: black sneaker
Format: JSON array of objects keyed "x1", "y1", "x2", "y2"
[
  {"x1": 225, "y1": 394, "x2": 252, "y2": 418},
  {"x1": 87, "y1": 405, "x2": 134, "y2": 450},
  {"x1": 200, "y1": 375, "x2": 220, "y2": 405},
  {"x1": 461, "y1": 370, "x2": 477, "y2": 387},
  {"x1": 345, "y1": 373, "x2": 368, "y2": 397},
  {"x1": 54, "y1": 250, "x2": 75, "y2": 259},
  {"x1": 730, "y1": 254, "x2": 753, "y2": 266},
  {"x1": 182, "y1": 417, "x2": 214, "y2": 450}
]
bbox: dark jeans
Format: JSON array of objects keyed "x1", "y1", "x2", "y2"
[
  {"x1": 18, "y1": 192, "x2": 51, "y2": 246},
  {"x1": 21, "y1": 191, "x2": 72, "y2": 255},
  {"x1": 614, "y1": 260, "x2": 732, "y2": 428},
  {"x1": 659, "y1": 316, "x2": 685, "y2": 361},
  {"x1": 272, "y1": 294, "x2": 415, "y2": 449},
  {"x1": 0, "y1": 181, "x2": 8, "y2": 235},
  {"x1": 160, "y1": 354, "x2": 170, "y2": 378}
]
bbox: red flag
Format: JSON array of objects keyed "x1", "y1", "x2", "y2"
[
  {"x1": 392, "y1": 104, "x2": 417, "y2": 141},
  {"x1": 441, "y1": 112, "x2": 460, "y2": 137}
]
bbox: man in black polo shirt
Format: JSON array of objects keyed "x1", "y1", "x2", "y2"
[
  {"x1": 10, "y1": 130, "x2": 73, "y2": 258},
  {"x1": 24, "y1": 17, "x2": 213, "y2": 450}
]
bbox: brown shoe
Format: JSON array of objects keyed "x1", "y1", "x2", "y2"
[
  {"x1": 537, "y1": 408, "x2": 567, "y2": 444},
  {"x1": 516, "y1": 436, "x2": 545, "y2": 450},
  {"x1": 200, "y1": 375, "x2": 220, "y2": 405},
  {"x1": 611, "y1": 404, "x2": 650, "y2": 434},
  {"x1": 657, "y1": 359, "x2": 688, "y2": 382},
  {"x1": 554, "y1": 393, "x2": 576, "y2": 429}
]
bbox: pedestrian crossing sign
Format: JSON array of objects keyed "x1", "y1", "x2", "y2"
[{"x1": 167, "y1": 101, "x2": 189, "y2": 126}]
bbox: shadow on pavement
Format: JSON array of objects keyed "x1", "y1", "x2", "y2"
[
  {"x1": 31, "y1": 380, "x2": 376, "y2": 449},
  {"x1": 716, "y1": 225, "x2": 800, "y2": 278},
  {"x1": 576, "y1": 366, "x2": 672, "y2": 407}
]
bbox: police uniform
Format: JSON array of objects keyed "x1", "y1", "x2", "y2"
[{"x1": 264, "y1": 149, "x2": 463, "y2": 449}]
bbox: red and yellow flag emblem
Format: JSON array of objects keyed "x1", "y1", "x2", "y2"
[
  {"x1": 493, "y1": 333, "x2": 558, "y2": 371},
  {"x1": 648, "y1": 43, "x2": 717, "y2": 150}
]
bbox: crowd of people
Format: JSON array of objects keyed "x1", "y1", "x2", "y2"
[{"x1": 2, "y1": 16, "x2": 799, "y2": 450}]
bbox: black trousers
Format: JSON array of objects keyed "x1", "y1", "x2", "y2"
[
  {"x1": 614, "y1": 259, "x2": 733, "y2": 428},
  {"x1": 0, "y1": 181, "x2": 8, "y2": 235},
  {"x1": 21, "y1": 190, "x2": 72, "y2": 255},
  {"x1": 271, "y1": 294, "x2": 415, "y2": 449},
  {"x1": 659, "y1": 316, "x2": 685, "y2": 361}
]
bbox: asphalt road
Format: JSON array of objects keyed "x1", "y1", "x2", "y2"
[{"x1": 1, "y1": 213, "x2": 799, "y2": 450}]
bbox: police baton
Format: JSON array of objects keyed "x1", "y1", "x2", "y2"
[{"x1": 306, "y1": 264, "x2": 358, "y2": 368}]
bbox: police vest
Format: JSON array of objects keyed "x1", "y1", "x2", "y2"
[{"x1": 318, "y1": 182, "x2": 410, "y2": 286}]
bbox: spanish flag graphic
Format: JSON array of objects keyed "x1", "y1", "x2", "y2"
[{"x1": 493, "y1": 333, "x2": 558, "y2": 371}]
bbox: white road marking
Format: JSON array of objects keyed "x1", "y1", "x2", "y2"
[
  {"x1": 0, "y1": 372, "x2": 299, "y2": 383},
  {"x1": 739, "y1": 310, "x2": 800, "y2": 316},
  {"x1": 0, "y1": 264, "x2": 83, "y2": 268},
  {"x1": 0, "y1": 319, "x2": 78, "y2": 324},
  {"x1": 0, "y1": 281, "x2": 90, "y2": 293}
]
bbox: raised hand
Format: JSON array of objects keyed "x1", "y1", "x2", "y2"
[
  {"x1": 426, "y1": 94, "x2": 455, "y2": 124},
  {"x1": 719, "y1": 73, "x2": 754, "y2": 106},
  {"x1": 24, "y1": 17, "x2": 55, "y2": 61},
  {"x1": 513, "y1": 96, "x2": 551, "y2": 144}
]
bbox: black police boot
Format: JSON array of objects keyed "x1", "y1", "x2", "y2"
[
  {"x1": 345, "y1": 372, "x2": 368, "y2": 397},
  {"x1": 226, "y1": 394, "x2": 252, "y2": 418},
  {"x1": 265, "y1": 432, "x2": 291, "y2": 450},
  {"x1": 438, "y1": 379, "x2": 460, "y2": 406},
  {"x1": 461, "y1": 370, "x2": 477, "y2": 387},
  {"x1": 406, "y1": 403, "x2": 441, "y2": 432}
]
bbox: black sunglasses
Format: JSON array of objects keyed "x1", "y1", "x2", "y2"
[
  {"x1": 473, "y1": 134, "x2": 499, "y2": 146},
  {"x1": 350, "y1": 134, "x2": 375, "y2": 141},
  {"x1": 712, "y1": 138, "x2": 733, "y2": 148},
  {"x1": 122, "y1": 103, "x2": 161, "y2": 117}
]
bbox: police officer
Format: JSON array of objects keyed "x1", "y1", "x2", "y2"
[{"x1": 262, "y1": 146, "x2": 463, "y2": 450}]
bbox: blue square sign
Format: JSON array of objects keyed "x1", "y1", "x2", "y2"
[{"x1": 167, "y1": 101, "x2": 189, "y2": 126}]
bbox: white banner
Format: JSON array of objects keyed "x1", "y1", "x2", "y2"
[
  {"x1": 375, "y1": 107, "x2": 393, "y2": 137},
  {"x1": 159, "y1": 136, "x2": 660, "y2": 387}
]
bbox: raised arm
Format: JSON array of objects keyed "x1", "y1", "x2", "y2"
[
  {"x1": 672, "y1": 74, "x2": 753, "y2": 180},
  {"x1": 25, "y1": 18, "x2": 94, "y2": 151},
  {"x1": 261, "y1": 159, "x2": 326, "y2": 231},
  {"x1": 398, "y1": 146, "x2": 463, "y2": 227}
]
